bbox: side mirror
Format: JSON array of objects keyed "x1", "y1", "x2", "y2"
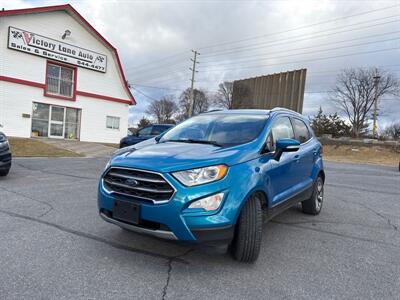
[{"x1": 273, "y1": 138, "x2": 300, "y2": 161}]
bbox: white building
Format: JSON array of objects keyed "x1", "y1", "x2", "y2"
[{"x1": 0, "y1": 4, "x2": 136, "y2": 143}]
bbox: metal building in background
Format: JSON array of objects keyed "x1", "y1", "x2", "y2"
[{"x1": 232, "y1": 69, "x2": 307, "y2": 113}]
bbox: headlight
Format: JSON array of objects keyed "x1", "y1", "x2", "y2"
[
  {"x1": 172, "y1": 165, "x2": 228, "y2": 186},
  {"x1": 188, "y1": 192, "x2": 224, "y2": 211}
]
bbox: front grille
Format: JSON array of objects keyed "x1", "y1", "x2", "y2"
[{"x1": 103, "y1": 167, "x2": 175, "y2": 203}]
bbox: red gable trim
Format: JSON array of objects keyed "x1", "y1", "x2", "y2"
[
  {"x1": 76, "y1": 91, "x2": 132, "y2": 104},
  {"x1": 0, "y1": 4, "x2": 136, "y2": 105},
  {"x1": 0, "y1": 75, "x2": 132, "y2": 105},
  {"x1": 0, "y1": 76, "x2": 45, "y2": 89}
]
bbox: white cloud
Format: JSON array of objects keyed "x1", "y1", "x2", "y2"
[{"x1": 2, "y1": 0, "x2": 399, "y2": 126}]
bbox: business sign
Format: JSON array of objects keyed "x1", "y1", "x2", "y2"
[{"x1": 8, "y1": 27, "x2": 107, "y2": 73}]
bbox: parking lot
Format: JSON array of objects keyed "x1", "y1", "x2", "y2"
[{"x1": 0, "y1": 158, "x2": 399, "y2": 299}]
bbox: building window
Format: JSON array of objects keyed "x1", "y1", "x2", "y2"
[
  {"x1": 31, "y1": 102, "x2": 81, "y2": 139},
  {"x1": 46, "y1": 63, "x2": 75, "y2": 98},
  {"x1": 106, "y1": 116, "x2": 120, "y2": 130}
]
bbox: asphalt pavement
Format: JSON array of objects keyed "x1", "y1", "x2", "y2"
[{"x1": 0, "y1": 158, "x2": 399, "y2": 300}]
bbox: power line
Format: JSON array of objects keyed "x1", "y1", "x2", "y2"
[
  {"x1": 200, "y1": 30, "x2": 400, "y2": 66},
  {"x1": 125, "y1": 5, "x2": 399, "y2": 77},
  {"x1": 196, "y1": 4, "x2": 400, "y2": 51},
  {"x1": 130, "y1": 83, "x2": 183, "y2": 91},
  {"x1": 133, "y1": 64, "x2": 400, "y2": 89},
  {"x1": 131, "y1": 19, "x2": 400, "y2": 82},
  {"x1": 129, "y1": 66, "x2": 400, "y2": 91},
  {"x1": 126, "y1": 56, "x2": 188, "y2": 75},
  {"x1": 307, "y1": 64, "x2": 400, "y2": 75},
  {"x1": 196, "y1": 47, "x2": 399, "y2": 73},
  {"x1": 201, "y1": 16, "x2": 400, "y2": 58},
  {"x1": 128, "y1": 51, "x2": 188, "y2": 71},
  {"x1": 130, "y1": 87, "x2": 160, "y2": 102},
  {"x1": 200, "y1": 37, "x2": 400, "y2": 69}
]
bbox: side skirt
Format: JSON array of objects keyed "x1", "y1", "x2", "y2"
[{"x1": 265, "y1": 184, "x2": 314, "y2": 221}]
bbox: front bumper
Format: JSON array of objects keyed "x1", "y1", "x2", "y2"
[
  {"x1": 97, "y1": 168, "x2": 242, "y2": 244},
  {"x1": 99, "y1": 211, "x2": 178, "y2": 240}
]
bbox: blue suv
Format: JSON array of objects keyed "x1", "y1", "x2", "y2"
[
  {"x1": 119, "y1": 124, "x2": 174, "y2": 148},
  {"x1": 98, "y1": 108, "x2": 325, "y2": 262}
]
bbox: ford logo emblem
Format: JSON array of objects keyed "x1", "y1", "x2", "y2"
[{"x1": 125, "y1": 178, "x2": 138, "y2": 186}]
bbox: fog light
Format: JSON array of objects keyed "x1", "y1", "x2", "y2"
[{"x1": 188, "y1": 192, "x2": 224, "y2": 211}]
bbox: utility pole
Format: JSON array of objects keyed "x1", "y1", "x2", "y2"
[
  {"x1": 372, "y1": 74, "x2": 381, "y2": 138},
  {"x1": 189, "y1": 50, "x2": 199, "y2": 117}
]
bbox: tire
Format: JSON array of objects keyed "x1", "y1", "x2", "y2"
[
  {"x1": 302, "y1": 175, "x2": 324, "y2": 215},
  {"x1": 231, "y1": 193, "x2": 263, "y2": 263},
  {"x1": 0, "y1": 168, "x2": 10, "y2": 177}
]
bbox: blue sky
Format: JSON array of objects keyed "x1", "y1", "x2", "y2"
[{"x1": 2, "y1": 0, "x2": 400, "y2": 129}]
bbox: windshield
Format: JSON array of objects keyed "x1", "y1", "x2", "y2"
[{"x1": 160, "y1": 113, "x2": 268, "y2": 147}]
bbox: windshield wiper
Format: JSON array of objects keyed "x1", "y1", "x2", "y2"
[{"x1": 162, "y1": 139, "x2": 222, "y2": 147}]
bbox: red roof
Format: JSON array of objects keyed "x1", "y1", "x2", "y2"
[{"x1": 0, "y1": 4, "x2": 136, "y2": 105}]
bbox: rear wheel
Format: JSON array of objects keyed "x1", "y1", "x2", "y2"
[
  {"x1": 230, "y1": 193, "x2": 263, "y2": 263},
  {"x1": 302, "y1": 175, "x2": 324, "y2": 215}
]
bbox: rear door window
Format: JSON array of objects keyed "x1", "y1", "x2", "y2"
[{"x1": 292, "y1": 118, "x2": 311, "y2": 143}]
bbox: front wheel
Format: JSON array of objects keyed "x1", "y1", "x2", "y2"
[
  {"x1": 230, "y1": 193, "x2": 263, "y2": 263},
  {"x1": 302, "y1": 175, "x2": 324, "y2": 215}
]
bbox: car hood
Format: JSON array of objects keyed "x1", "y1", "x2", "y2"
[{"x1": 111, "y1": 139, "x2": 261, "y2": 173}]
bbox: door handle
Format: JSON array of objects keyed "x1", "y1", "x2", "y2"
[{"x1": 293, "y1": 154, "x2": 300, "y2": 162}]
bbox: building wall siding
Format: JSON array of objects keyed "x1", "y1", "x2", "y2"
[
  {"x1": 0, "y1": 81, "x2": 128, "y2": 143},
  {"x1": 0, "y1": 10, "x2": 131, "y2": 143}
]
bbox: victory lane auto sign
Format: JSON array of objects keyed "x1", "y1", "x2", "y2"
[{"x1": 8, "y1": 27, "x2": 107, "y2": 73}]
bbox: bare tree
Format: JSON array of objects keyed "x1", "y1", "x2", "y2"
[
  {"x1": 213, "y1": 82, "x2": 233, "y2": 109},
  {"x1": 383, "y1": 122, "x2": 400, "y2": 140},
  {"x1": 136, "y1": 116, "x2": 151, "y2": 129},
  {"x1": 178, "y1": 88, "x2": 210, "y2": 120},
  {"x1": 145, "y1": 95, "x2": 178, "y2": 123},
  {"x1": 331, "y1": 68, "x2": 399, "y2": 137}
]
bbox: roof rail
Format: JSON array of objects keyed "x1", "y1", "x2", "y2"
[
  {"x1": 271, "y1": 107, "x2": 302, "y2": 115},
  {"x1": 204, "y1": 109, "x2": 224, "y2": 113}
]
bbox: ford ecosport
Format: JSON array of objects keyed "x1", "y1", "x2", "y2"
[{"x1": 98, "y1": 108, "x2": 325, "y2": 262}]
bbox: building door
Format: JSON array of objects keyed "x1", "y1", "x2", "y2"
[{"x1": 48, "y1": 105, "x2": 65, "y2": 138}]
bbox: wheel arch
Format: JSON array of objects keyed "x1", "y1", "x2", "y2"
[
  {"x1": 318, "y1": 170, "x2": 326, "y2": 183},
  {"x1": 232, "y1": 187, "x2": 269, "y2": 224}
]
